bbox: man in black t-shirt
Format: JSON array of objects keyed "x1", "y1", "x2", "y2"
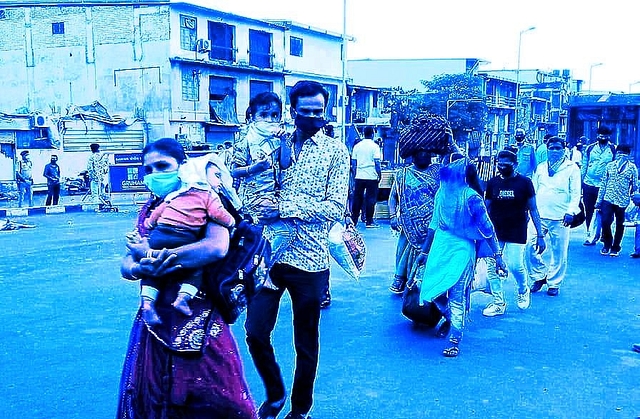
[{"x1": 482, "y1": 149, "x2": 546, "y2": 317}]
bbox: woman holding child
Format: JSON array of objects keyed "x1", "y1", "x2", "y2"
[{"x1": 117, "y1": 138, "x2": 257, "y2": 419}]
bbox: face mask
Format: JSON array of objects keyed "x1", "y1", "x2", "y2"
[
  {"x1": 547, "y1": 150, "x2": 564, "y2": 163},
  {"x1": 295, "y1": 114, "x2": 326, "y2": 137},
  {"x1": 497, "y1": 165, "x2": 514, "y2": 177},
  {"x1": 143, "y1": 170, "x2": 181, "y2": 198},
  {"x1": 515, "y1": 136, "x2": 525, "y2": 143}
]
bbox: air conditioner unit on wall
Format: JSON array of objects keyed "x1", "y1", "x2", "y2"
[
  {"x1": 196, "y1": 39, "x2": 211, "y2": 53},
  {"x1": 31, "y1": 113, "x2": 49, "y2": 128}
]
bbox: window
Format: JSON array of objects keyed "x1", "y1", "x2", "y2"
[
  {"x1": 180, "y1": 15, "x2": 197, "y2": 51},
  {"x1": 209, "y1": 21, "x2": 235, "y2": 62},
  {"x1": 290, "y1": 36, "x2": 303, "y2": 57},
  {"x1": 209, "y1": 76, "x2": 239, "y2": 124},
  {"x1": 52, "y1": 22, "x2": 65, "y2": 35},
  {"x1": 249, "y1": 29, "x2": 272, "y2": 69},
  {"x1": 249, "y1": 80, "x2": 273, "y2": 101},
  {"x1": 182, "y1": 69, "x2": 200, "y2": 101}
]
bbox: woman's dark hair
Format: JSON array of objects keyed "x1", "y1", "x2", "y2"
[
  {"x1": 142, "y1": 137, "x2": 187, "y2": 163},
  {"x1": 289, "y1": 81, "x2": 329, "y2": 110},
  {"x1": 616, "y1": 143, "x2": 632, "y2": 154},
  {"x1": 90, "y1": 143, "x2": 100, "y2": 153},
  {"x1": 248, "y1": 92, "x2": 282, "y2": 118}
]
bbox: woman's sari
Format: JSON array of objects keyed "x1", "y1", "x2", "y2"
[{"x1": 117, "y1": 199, "x2": 257, "y2": 419}]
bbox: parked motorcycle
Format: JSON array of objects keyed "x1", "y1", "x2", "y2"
[{"x1": 65, "y1": 170, "x2": 90, "y2": 195}]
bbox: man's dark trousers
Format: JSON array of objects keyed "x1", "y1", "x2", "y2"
[
  {"x1": 46, "y1": 183, "x2": 60, "y2": 206},
  {"x1": 582, "y1": 182, "x2": 599, "y2": 229},
  {"x1": 351, "y1": 178, "x2": 379, "y2": 225},
  {"x1": 245, "y1": 263, "x2": 328, "y2": 415}
]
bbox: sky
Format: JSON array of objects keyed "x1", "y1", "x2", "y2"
[{"x1": 191, "y1": 0, "x2": 640, "y2": 93}]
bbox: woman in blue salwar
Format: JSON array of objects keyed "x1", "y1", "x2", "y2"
[{"x1": 417, "y1": 158, "x2": 506, "y2": 357}]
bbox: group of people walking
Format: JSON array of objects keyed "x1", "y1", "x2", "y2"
[
  {"x1": 387, "y1": 117, "x2": 639, "y2": 358},
  {"x1": 115, "y1": 78, "x2": 640, "y2": 418}
]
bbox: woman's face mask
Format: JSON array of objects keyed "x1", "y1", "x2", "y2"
[{"x1": 143, "y1": 170, "x2": 181, "y2": 198}]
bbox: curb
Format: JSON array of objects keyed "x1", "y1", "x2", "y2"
[{"x1": 0, "y1": 203, "x2": 138, "y2": 217}]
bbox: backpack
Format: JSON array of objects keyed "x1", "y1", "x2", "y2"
[{"x1": 203, "y1": 214, "x2": 271, "y2": 324}]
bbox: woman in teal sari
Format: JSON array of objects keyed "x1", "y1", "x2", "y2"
[{"x1": 417, "y1": 158, "x2": 506, "y2": 357}]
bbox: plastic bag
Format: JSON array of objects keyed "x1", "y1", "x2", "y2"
[{"x1": 329, "y1": 221, "x2": 366, "y2": 280}]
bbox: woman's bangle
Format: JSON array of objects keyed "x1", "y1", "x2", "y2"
[
  {"x1": 146, "y1": 249, "x2": 154, "y2": 259},
  {"x1": 245, "y1": 166, "x2": 251, "y2": 176}
]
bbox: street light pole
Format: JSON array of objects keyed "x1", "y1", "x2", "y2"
[
  {"x1": 588, "y1": 62, "x2": 603, "y2": 93},
  {"x1": 340, "y1": 0, "x2": 348, "y2": 143},
  {"x1": 514, "y1": 26, "x2": 535, "y2": 130}
]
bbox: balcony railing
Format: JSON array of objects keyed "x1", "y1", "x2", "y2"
[{"x1": 485, "y1": 95, "x2": 517, "y2": 108}]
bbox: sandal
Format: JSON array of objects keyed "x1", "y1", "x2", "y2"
[{"x1": 442, "y1": 336, "x2": 460, "y2": 358}]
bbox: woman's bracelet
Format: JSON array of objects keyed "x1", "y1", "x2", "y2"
[
  {"x1": 245, "y1": 166, "x2": 251, "y2": 176},
  {"x1": 493, "y1": 252, "x2": 503, "y2": 258}
]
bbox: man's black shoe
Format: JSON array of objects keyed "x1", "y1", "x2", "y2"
[
  {"x1": 530, "y1": 278, "x2": 547, "y2": 293},
  {"x1": 284, "y1": 412, "x2": 309, "y2": 419},
  {"x1": 547, "y1": 287, "x2": 559, "y2": 296},
  {"x1": 257, "y1": 396, "x2": 286, "y2": 419}
]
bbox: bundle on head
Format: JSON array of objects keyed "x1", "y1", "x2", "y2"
[{"x1": 398, "y1": 112, "x2": 454, "y2": 159}]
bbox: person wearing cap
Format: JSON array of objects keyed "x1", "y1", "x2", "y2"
[
  {"x1": 528, "y1": 137, "x2": 582, "y2": 296},
  {"x1": 16, "y1": 150, "x2": 33, "y2": 207},
  {"x1": 594, "y1": 144, "x2": 638, "y2": 257},
  {"x1": 482, "y1": 148, "x2": 546, "y2": 316},
  {"x1": 581, "y1": 126, "x2": 616, "y2": 245},
  {"x1": 512, "y1": 128, "x2": 537, "y2": 178}
]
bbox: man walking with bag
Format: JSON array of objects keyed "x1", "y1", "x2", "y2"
[{"x1": 245, "y1": 81, "x2": 350, "y2": 419}]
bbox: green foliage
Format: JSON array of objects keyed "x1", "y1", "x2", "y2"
[{"x1": 383, "y1": 73, "x2": 488, "y2": 138}]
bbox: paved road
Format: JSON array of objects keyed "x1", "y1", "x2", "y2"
[{"x1": 0, "y1": 211, "x2": 639, "y2": 418}]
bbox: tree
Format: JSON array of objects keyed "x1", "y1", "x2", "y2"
[{"x1": 382, "y1": 73, "x2": 488, "y2": 140}]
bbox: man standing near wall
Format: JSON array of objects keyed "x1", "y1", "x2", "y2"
[
  {"x1": 350, "y1": 126, "x2": 382, "y2": 227},
  {"x1": 43, "y1": 154, "x2": 61, "y2": 206},
  {"x1": 16, "y1": 150, "x2": 33, "y2": 207}
]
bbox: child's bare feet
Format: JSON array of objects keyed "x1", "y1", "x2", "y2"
[
  {"x1": 141, "y1": 297, "x2": 161, "y2": 325},
  {"x1": 172, "y1": 292, "x2": 193, "y2": 316}
]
